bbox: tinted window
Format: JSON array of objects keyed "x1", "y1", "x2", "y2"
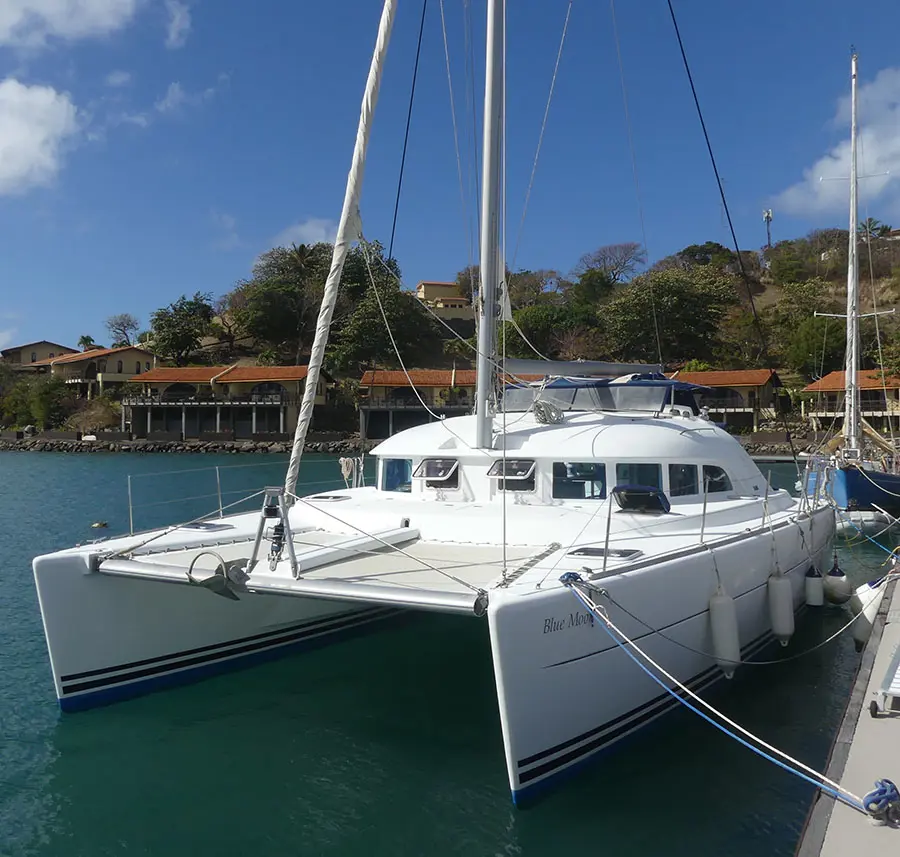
[
  {"x1": 616, "y1": 463, "x2": 661, "y2": 490},
  {"x1": 669, "y1": 463, "x2": 699, "y2": 497},
  {"x1": 488, "y1": 459, "x2": 536, "y2": 492},
  {"x1": 413, "y1": 458, "x2": 459, "y2": 489},
  {"x1": 381, "y1": 459, "x2": 412, "y2": 492},
  {"x1": 552, "y1": 462, "x2": 606, "y2": 499},
  {"x1": 703, "y1": 465, "x2": 733, "y2": 493}
]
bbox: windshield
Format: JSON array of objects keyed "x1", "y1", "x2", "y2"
[{"x1": 502, "y1": 383, "x2": 676, "y2": 413}]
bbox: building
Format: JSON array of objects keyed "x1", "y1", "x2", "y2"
[
  {"x1": 415, "y1": 281, "x2": 473, "y2": 321},
  {"x1": 123, "y1": 364, "x2": 327, "y2": 440},
  {"x1": 670, "y1": 369, "x2": 784, "y2": 430},
  {"x1": 359, "y1": 368, "x2": 476, "y2": 439},
  {"x1": 801, "y1": 370, "x2": 900, "y2": 431},
  {"x1": 30, "y1": 345, "x2": 157, "y2": 398},
  {"x1": 358, "y1": 368, "x2": 543, "y2": 439},
  {"x1": 1, "y1": 340, "x2": 78, "y2": 367}
]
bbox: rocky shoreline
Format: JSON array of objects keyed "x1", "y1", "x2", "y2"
[
  {"x1": 0, "y1": 436, "x2": 812, "y2": 458},
  {"x1": 0, "y1": 437, "x2": 374, "y2": 455}
]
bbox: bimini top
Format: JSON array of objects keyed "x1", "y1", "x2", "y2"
[{"x1": 503, "y1": 373, "x2": 710, "y2": 414}]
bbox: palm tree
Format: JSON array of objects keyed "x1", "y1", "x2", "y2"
[
  {"x1": 859, "y1": 217, "x2": 892, "y2": 241},
  {"x1": 77, "y1": 334, "x2": 96, "y2": 351}
]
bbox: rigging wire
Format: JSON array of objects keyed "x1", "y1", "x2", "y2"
[
  {"x1": 464, "y1": 0, "x2": 482, "y2": 255},
  {"x1": 610, "y1": 0, "x2": 663, "y2": 367},
  {"x1": 665, "y1": 0, "x2": 803, "y2": 474},
  {"x1": 387, "y1": 0, "x2": 429, "y2": 261},
  {"x1": 858, "y1": 129, "x2": 897, "y2": 456}
]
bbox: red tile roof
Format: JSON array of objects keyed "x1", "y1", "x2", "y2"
[
  {"x1": 220, "y1": 366, "x2": 309, "y2": 383},
  {"x1": 31, "y1": 345, "x2": 154, "y2": 366},
  {"x1": 672, "y1": 369, "x2": 779, "y2": 388},
  {"x1": 361, "y1": 369, "x2": 478, "y2": 387},
  {"x1": 803, "y1": 370, "x2": 900, "y2": 392},
  {"x1": 129, "y1": 366, "x2": 224, "y2": 383},
  {"x1": 129, "y1": 365, "x2": 312, "y2": 384},
  {"x1": 360, "y1": 369, "x2": 545, "y2": 387}
]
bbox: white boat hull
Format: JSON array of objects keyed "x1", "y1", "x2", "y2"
[
  {"x1": 487, "y1": 506, "x2": 833, "y2": 801},
  {"x1": 33, "y1": 551, "x2": 394, "y2": 711}
]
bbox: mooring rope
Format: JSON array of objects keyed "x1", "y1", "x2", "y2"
[{"x1": 559, "y1": 572, "x2": 898, "y2": 818}]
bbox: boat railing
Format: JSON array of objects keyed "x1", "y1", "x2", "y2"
[{"x1": 124, "y1": 458, "x2": 369, "y2": 534}]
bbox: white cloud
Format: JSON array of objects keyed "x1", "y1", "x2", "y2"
[
  {"x1": 105, "y1": 69, "x2": 131, "y2": 87},
  {"x1": 154, "y1": 81, "x2": 186, "y2": 113},
  {"x1": 0, "y1": 0, "x2": 139, "y2": 48},
  {"x1": 0, "y1": 78, "x2": 79, "y2": 195},
  {"x1": 272, "y1": 217, "x2": 338, "y2": 248},
  {"x1": 211, "y1": 207, "x2": 242, "y2": 250},
  {"x1": 776, "y1": 66, "x2": 900, "y2": 220},
  {"x1": 164, "y1": 0, "x2": 190, "y2": 49},
  {"x1": 0, "y1": 329, "x2": 17, "y2": 349},
  {"x1": 154, "y1": 75, "x2": 226, "y2": 114}
]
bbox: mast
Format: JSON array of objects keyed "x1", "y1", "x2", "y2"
[
  {"x1": 843, "y1": 49, "x2": 861, "y2": 456},
  {"x1": 284, "y1": 0, "x2": 397, "y2": 498},
  {"x1": 474, "y1": 0, "x2": 505, "y2": 449}
]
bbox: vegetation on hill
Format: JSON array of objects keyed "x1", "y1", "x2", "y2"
[{"x1": 4, "y1": 219, "x2": 900, "y2": 430}]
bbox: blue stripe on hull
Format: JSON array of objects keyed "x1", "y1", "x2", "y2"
[
  {"x1": 59, "y1": 609, "x2": 403, "y2": 712},
  {"x1": 510, "y1": 626, "x2": 783, "y2": 805}
]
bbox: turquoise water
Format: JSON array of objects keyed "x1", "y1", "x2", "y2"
[{"x1": 0, "y1": 452, "x2": 888, "y2": 856}]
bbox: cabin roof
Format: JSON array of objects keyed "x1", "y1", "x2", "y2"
[
  {"x1": 670, "y1": 369, "x2": 780, "y2": 388},
  {"x1": 371, "y1": 411, "x2": 754, "y2": 466},
  {"x1": 30, "y1": 345, "x2": 154, "y2": 366},
  {"x1": 802, "y1": 370, "x2": 900, "y2": 392}
]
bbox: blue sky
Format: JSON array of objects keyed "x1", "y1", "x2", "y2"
[{"x1": 1, "y1": 0, "x2": 900, "y2": 350}]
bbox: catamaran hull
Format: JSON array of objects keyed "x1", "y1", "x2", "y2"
[
  {"x1": 488, "y1": 508, "x2": 833, "y2": 801},
  {"x1": 33, "y1": 552, "x2": 394, "y2": 711}
]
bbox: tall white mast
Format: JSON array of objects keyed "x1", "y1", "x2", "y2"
[
  {"x1": 474, "y1": 0, "x2": 505, "y2": 449},
  {"x1": 843, "y1": 50, "x2": 861, "y2": 456},
  {"x1": 284, "y1": 0, "x2": 397, "y2": 497}
]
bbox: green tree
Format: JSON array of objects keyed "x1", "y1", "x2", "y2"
[
  {"x1": 574, "y1": 242, "x2": 646, "y2": 284},
  {"x1": 603, "y1": 267, "x2": 737, "y2": 364},
  {"x1": 105, "y1": 313, "x2": 140, "y2": 347},
  {"x1": 2, "y1": 377, "x2": 34, "y2": 426},
  {"x1": 328, "y1": 282, "x2": 441, "y2": 374},
  {"x1": 28, "y1": 376, "x2": 72, "y2": 429},
  {"x1": 500, "y1": 303, "x2": 597, "y2": 360},
  {"x1": 784, "y1": 316, "x2": 846, "y2": 379},
  {"x1": 150, "y1": 292, "x2": 215, "y2": 366},
  {"x1": 77, "y1": 334, "x2": 96, "y2": 350},
  {"x1": 506, "y1": 269, "x2": 560, "y2": 309},
  {"x1": 562, "y1": 267, "x2": 615, "y2": 308},
  {"x1": 859, "y1": 217, "x2": 892, "y2": 240}
]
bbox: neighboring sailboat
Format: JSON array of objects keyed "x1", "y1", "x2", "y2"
[
  {"x1": 806, "y1": 51, "x2": 900, "y2": 532},
  {"x1": 32, "y1": 1, "x2": 836, "y2": 802}
]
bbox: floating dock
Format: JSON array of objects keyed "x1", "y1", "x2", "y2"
[{"x1": 796, "y1": 580, "x2": 900, "y2": 854}]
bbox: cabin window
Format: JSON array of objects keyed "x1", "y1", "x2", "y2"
[
  {"x1": 487, "y1": 459, "x2": 536, "y2": 492},
  {"x1": 413, "y1": 458, "x2": 459, "y2": 489},
  {"x1": 669, "y1": 463, "x2": 699, "y2": 497},
  {"x1": 381, "y1": 458, "x2": 412, "y2": 493},
  {"x1": 703, "y1": 465, "x2": 733, "y2": 494},
  {"x1": 552, "y1": 462, "x2": 606, "y2": 499},
  {"x1": 48, "y1": 352, "x2": 55, "y2": 358},
  {"x1": 615, "y1": 463, "x2": 662, "y2": 490}
]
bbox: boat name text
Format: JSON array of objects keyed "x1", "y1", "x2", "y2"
[{"x1": 543, "y1": 611, "x2": 595, "y2": 634}]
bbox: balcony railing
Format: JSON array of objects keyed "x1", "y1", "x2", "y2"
[
  {"x1": 359, "y1": 396, "x2": 472, "y2": 410},
  {"x1": 123, "y1": 393, "x2": 301, "y2": 406}
]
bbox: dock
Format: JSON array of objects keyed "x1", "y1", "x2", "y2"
[{"x1": 796, "y1": 580, "x2": 900, "y2": 854}]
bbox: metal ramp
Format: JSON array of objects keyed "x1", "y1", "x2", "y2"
[{"x1": 872, "y1": 641, "x2": 900, "y2": 716}]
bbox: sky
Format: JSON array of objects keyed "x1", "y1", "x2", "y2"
[{"x1": 1, "y1": 0, "x2": 900, "y2": 351}]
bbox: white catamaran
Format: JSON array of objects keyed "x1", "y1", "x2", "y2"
[{"x1": 33, "y1": 1, "x2": 835, "y2": 802}]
